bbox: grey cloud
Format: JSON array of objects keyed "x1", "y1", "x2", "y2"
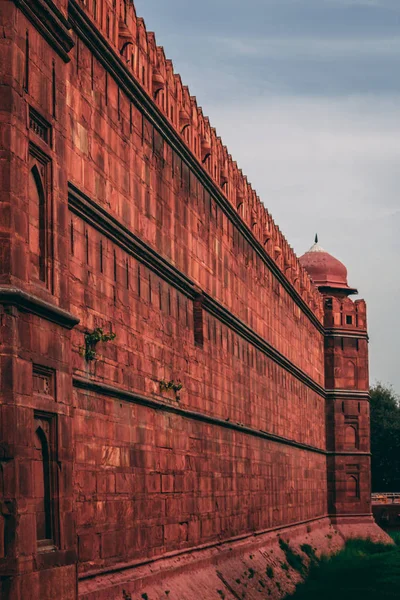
[{"x1": 214, "y1": 36, "x2": 400, "y2": 59}]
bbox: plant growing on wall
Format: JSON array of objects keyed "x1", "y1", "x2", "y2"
[
  {"x1": 80, "y1": 327, "x2": 116, "y2": 362},
  {"x1": 159, "y1": 379, "x2": 183, "y2": 399}
]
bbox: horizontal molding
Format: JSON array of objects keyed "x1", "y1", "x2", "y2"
[
  {"x1": 325, "y1": 389, "x2": 370, "y2": 400},
  {"x1": 14, "y1": 0, "x2": 74, "y2": 62},
  {"x1": 73, "y1": 376, "x2": 327, "y2": 455},
  {"x1": 330, "y1": 513, "x2": 374, "y2": 519},
  {"x1": 0, "y1": 286, "x2": 79, "y2": 329},
  {"x1": 68, "y1": 183, "x2": 195, "y2": 298},
  {"x1": 74, "y1": 378, "x2": 373, "y2": 461},
  {"x1": 68, "y1": 0, "x2": 324, "y2": 335},
  {"x1": 202, "y1": 293, "x2": 325, "y2": 397},
  {"x1": 69, "y1": 183, "x2": 325, "y2": 397},
  {"x1": 325, "y1": 328, "x2": 369, "y2": 340},
  {"x1": 332, "y1": 452, "x2": 371, "y2": 457}
]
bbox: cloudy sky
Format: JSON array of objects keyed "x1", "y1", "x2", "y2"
[{"x1": 134, "y1": 0, "x2": 400, "y2": 391}]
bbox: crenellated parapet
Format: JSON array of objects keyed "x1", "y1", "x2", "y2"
[
  {"x1": 71, "y1": 0, "x2": 323, "y2": 320},
  {"x1": 324, "y1": 297, "x2": 367, "y2": 332}
]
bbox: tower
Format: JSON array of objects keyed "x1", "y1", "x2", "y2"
[{"x1": 300, "y1": 237, "x2": 385, "y2": 538}]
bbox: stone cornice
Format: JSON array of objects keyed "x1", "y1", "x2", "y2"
[
  {"x1": 68, "y1": 183, "x2": 195, "y2": 298},
  {"x1": 332, "y1": 452, "x2": 371, "y2": 456},
  {"x1": 0, "y1": 286, "x2": 79, "y2": 329},
  {"x1": 73, "y1": 378, "x2": 373, "y2": 458},
  {"x1": 68, "y1": 0, "x2": 324, "y2": 335},
  {"x1": 202, "y1": 293, "x2": 325, "y2": 396},
  {"x1": 325, "y1": 328, "x2": 369, "y2": 340},
  {"x1": 73, "y1": 376, "x2": 327, "y2": 455},
  {"x1": 325, "y1": 389, "x2": 370, "y2": 400},
  {"x1": 68, "y1": 183, "x2": 325, "y2": 398},
  {"x1": 14, "y1": 0, "x2": 74, "y2": 62}
]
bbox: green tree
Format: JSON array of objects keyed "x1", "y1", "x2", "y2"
[{"x1": 370, "y1": 383, "x2": 400, "y2": 492}]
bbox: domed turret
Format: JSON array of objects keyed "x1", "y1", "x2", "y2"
[{"x1": 299, "y1": 235, "x2": 357, "y2": 295}]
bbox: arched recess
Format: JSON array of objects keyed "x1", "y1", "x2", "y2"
[
  {"x1": 34, "y1": 423, "x2": 53, "y2": 545},
  {"x1": 28, "y1": 163, "x2": 47, "y2": 282},
  {"x1": 344, "y1": 425, "x2": 358, "y2": 449},
  {"x1": 346, "y1": 360, "x2": 358, "y2": 389},
  {"x1": 120, "y1": 40, "x2": 135, "y2": 72},
  {"x1": 252, "y1": 220, "x2": 259, "y2": 239},
  {"x1": 237, "y1": 201, "x2": 246, "y2": 222},
  {"x1": 347, "y1": 475, "x2": 359, "y2": 498}
]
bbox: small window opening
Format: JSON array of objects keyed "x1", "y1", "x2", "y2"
[
  {"x1": 52, "y1": 60, "x2": 56, "y2": 118},
  {"x1": 159, "y1": 282, "x2": 163, "y2": 311},
  {"x1": 91, "y1": 54, "x2": 94, "y2": 90},
  {"x1": 29, "y1": 166, "x2": 46, "y2": 282},
  {"x1": 34, "y1": 416, "x2": 56, "y2": 548},
  {"x1": 76, "y1": 38, "x2": 80, "y2": 74},
  {"x1": 148, "y1": 273, "x2": 152, "y2": 304},
  {"x1": 85, "y1": 230, "x2": 89, "y2": 264},
  {"x1": 24, "y1": 31, "x2": 29, "y2": 92},
  {"x1": 346, "y1": 315, "x2": 353, "y2": 325},
  {"x1": 70, "y1": 220, "x2": 74, "y2": 255},
  {"x1": 99, "y1": 240, "x2": 103, "y2": 273},
  {"x1": 193, "y1": 294, "x2": 204, "y2": 347}
]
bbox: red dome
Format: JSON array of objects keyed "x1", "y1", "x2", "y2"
[{"x1": 299, "y1": 238, "x2": 357, "y2": 293}]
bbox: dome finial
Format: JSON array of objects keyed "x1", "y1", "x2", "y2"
[{"x1": 315, "y1": 233, "x2": 318, "y2": 244}]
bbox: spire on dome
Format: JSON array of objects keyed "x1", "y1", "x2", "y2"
[
  {"x1": 299, "y1": 235, "x2": 358, "y2": 295},
  {"x1": 307, "y1": 236, "x2": 325, "y2": 254}
]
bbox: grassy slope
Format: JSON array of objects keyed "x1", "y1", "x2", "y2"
[{"x1": 289, "y1": 534, "x2": 400, "y2": 600}]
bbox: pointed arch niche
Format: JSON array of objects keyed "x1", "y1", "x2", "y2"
[
  {"x1": 33, "y1": 413, "x2": 58, "y2": 549},
  {"x1": 28, "y1": 143, "x2": 51, "y2": 288},
  {"x1": 346, "y1": 475, "x2": 359, "y2": 499}
]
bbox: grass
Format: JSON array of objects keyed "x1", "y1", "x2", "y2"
[
  {"x1": 288, "y1": 534, "x2": 400, "y2": 600},
  {"x1": 279, "y1": 538, "x2": 306, "y2": 574}
]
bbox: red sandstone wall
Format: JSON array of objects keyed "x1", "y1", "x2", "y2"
[
  {"x1": 69, "y1": 217, "x2": 325, "y2": 446},
  {"x1": 65, "y1": 41, "x2": 324, "y2": 384},
  {"x1": 74, "y1": 387, "x2": 327, "y2": 572}
]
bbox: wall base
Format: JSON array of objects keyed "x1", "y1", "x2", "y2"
[
  {"x1": 330, "y1": 514, "x2": 394, "y2": 544},
  {"x1": 78, "y1": 516, "x2": 392, "y2": 600},
  {"x1": 0, "y1": 564, "x2": 77, "y2": 600}
]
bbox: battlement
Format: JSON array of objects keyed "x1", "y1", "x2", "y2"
[
  {"x1": 324, "y1": 296, "x2": 367, "y2": 331},
  {"x1": 72, "y1": 0, "x2": 323, "y2": 319}
]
